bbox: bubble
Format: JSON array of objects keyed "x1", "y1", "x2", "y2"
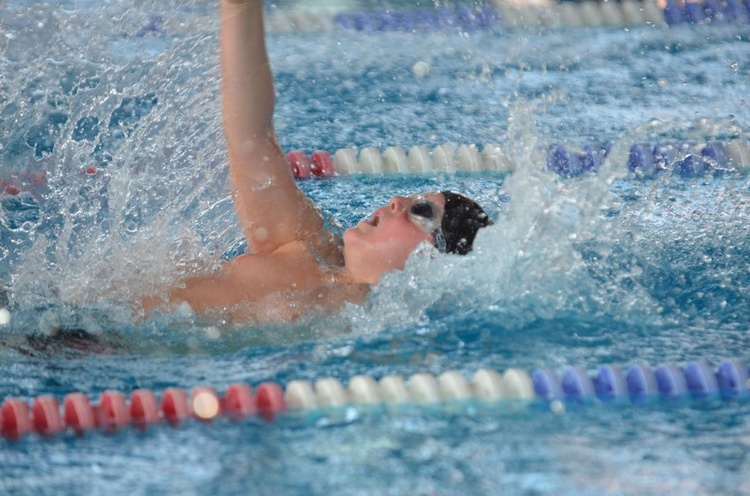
[
  {"x1": 39, "y1": 310, "x2": 60, "y2": 336},
  {"x1": 254, "y1": 227, "x2": 269, "y2": 242},
  {"x1": 0, "y1": 308, "x2": 10, "y2": 326},
  {"x1": 412, "y1": 61, "x2": 430, "y2": 78},
  {"x1": 204, "y1": 326, "x2": 220, "y2": 340},
  {"x1": 550, "y1": 400, "x2": 565, "y2": 414}
]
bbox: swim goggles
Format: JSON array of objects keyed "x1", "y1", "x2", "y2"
[{"x1": 407, "y1": 195, "x2": 447, "y2": 253}]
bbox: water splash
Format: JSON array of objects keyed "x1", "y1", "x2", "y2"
[
  {"x1": 2, "y1": 3, "x2": 236, "y2": 325},
  {"x1": 345, "y1": 100, "x2": 750, "y2": 336},
  {"x1": 342, "y1": 98, "x2": 645, "y2": 334},
  {"x1": 1, "y1": 1, "x2": 748, "y2": 346}
]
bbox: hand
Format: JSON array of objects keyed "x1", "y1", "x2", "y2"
[{"x1": 223, "y1": 0, "x2": 261, "y2": 6}]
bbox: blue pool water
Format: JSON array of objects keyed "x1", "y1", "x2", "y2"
[{"x1": 1, "y1": 0, "x2": 750, "y2": 494}]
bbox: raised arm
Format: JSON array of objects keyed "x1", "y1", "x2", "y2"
[{"x1": 220, "y1": 0, "x2": 324, "y2": 253}]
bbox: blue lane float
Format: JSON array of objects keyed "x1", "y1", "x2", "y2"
[
  {"x1": 334, "y1": 6, "x2": 501, "y2": 33},
  {"x1": 594, "y1": 365, "x2": 629, "y2": 403},
  {"x1": 535, "y1": 359, "x2": 750, "y2": 405},
  {"x1": 703, "y1": 141, "x2": 729, "y2": 167},
  {"x1": 561, "y1": 366, "x2": 597, "y2": 403},
  {"x1": 716, "y1": 360, "x2": 750, "y2": 400},
  {"x1": 684, "y1": 361, "x2": 720, "y2": 399},
  {"x1": 625, "y1": 364, "x2": 660, "y2": 403},
  {"x1": 655, "y1": 364, "x2": 690, "y2": 399},
  {"x1": 533, "y1": 369, "x2": 565, "y2": 401},
  {"x1": 622, "y1": 140, "x2": 750, "y2": 177},
  {"x1": 664, "y1": 0, "x2": 750, "y2": 23},
  {"x1": 547, "y1": 139, "x2": 749, "y2": 177},
  {"x1": 627, "y1": 143, "x2": 657, "y2": 175}
]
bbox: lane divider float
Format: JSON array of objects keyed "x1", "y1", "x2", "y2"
[
  {"x1": 0, "y1": 171, "x2": 47, "y2": 198},
  {"x1": 264, "y1": 1, "x2": 750, "y2": 34},
  {"x1": 286, "y1": 138, "x2": 750, "y2": 178},
  {"x1": 1, "y1": 359, "x2": 748, "y2": 440}
]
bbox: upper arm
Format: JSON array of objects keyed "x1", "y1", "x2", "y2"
[
  {"x1": 220, "y1": 0, "x2": 325, "y2": 253},
  {"x1": 226, "y1": 127, "x2": 324, "y2": 254}
]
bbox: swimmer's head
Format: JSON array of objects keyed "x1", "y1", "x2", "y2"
[{"x1": 342, "y1": 191, "x2": 492, "y2": 284}]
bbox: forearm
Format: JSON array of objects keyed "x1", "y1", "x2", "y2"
[
  {"x1": 220, "y1": 0, "x2": 274, "y2": 147},
  {"x1": 218, "y1": 0, "x2": 327, "y2": 253}
]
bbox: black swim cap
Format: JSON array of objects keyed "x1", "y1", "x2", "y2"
[{"x1": 440, "y1": 191, "x2": 493, "y2": 255}]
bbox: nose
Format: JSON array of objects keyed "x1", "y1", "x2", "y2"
[{"x1": 387, "y1": 196, "x2": 407, "y2": 214}]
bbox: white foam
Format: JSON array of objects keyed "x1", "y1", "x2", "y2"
[
  {"x1": 0, "y1": 308, "x2": 10, "y2": 326},
  {"x1": 412, "y1": 61, "x2": 431, "y2": 78}
]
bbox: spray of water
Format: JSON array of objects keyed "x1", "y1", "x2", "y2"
[
  {"x1": 341, "y1": 97, "x2": 657, "y2": 335},
  {"x1": 1, "y1": 2, "x2": 747, "y2": 345},
  {"x1": 1, "y1": 3, "x2": 239, "y2": 335},
  {"x1": 343, "y1": 94, "x2": 750, "y2": 336}
]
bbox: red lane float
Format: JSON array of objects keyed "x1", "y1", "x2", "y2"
[
  {"x1": 287, "y1": 151, "x2": 312, "y2": 179},
  {"x1": 310, "y1": 150, "x2": 335, "y2": 176},
  {"x1": 0, "y1": 170, "x2": 48, "y2": 196},
  {"x1": 1, "y1": 398, "x2": 33, "y2": 439},
  {"x1": 225, "y1": 383, "x2": 256, "y2": 418},
  {"x1": 98, "y1": 391, "x2": 131, "y2": 431},
  {"x1": 1, "y1": 381, "x2": 290, "y2": 440},
  {"x1": 1, "y1": 181, "x2": 21, "y2": 196},
  {"x1": 130, "y1": 389, "x2": 160, "y2": 427},
  {"x1": 64, "y1": 393, "x2": 96, "y2": 435},
  {"x1": 287, "y1": 150, "x2": 336, "y2": 178},
  {"x1": 161, "y1": 387, "x2": 190, "y2": 426},
  {"x1": 255, "y1": 382, "x2": 285, "y2": 421},
  {"x1": 32, "y1": 396, "x2": 63, "y2": 436}
]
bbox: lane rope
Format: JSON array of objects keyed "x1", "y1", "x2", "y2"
[
  {"x1": 2, "y1": 139, "x2": 747, "y2": 199},
  {"x1": 284, "y1": 138, "x2": 750, "y2": 178},
  {"x1": 264, "y1": 1, "x2": 750, "y2": 34},
  {"x1": 2, "y1": 358, "x2": 748, "y2": 440}
]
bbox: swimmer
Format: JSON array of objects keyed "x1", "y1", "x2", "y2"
[{"x1": 142, "y1": 0, "x2": 492, "y2": 321}]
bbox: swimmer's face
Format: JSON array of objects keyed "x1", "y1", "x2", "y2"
[{"x1": 343, "y1": 193, "x2": 445, "y2": 284}]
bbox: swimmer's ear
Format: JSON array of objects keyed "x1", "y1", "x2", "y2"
[{"x1": 412, "y1": 241, "x2": 441, "y2": 259}]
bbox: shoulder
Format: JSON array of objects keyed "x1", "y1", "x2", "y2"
[
  {"x1": 229, "y1": 281, "x2": 371, "y2": 323},
  {"x1": 227, "y1": 238, "x2": 343, "y2": 289}
]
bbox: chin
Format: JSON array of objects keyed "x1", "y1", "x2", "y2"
[{"x1": 342, "y1": 228, "x2": 356, "y2": 247}]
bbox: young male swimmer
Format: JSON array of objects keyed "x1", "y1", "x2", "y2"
[{"x1": 143, "y1": 0, "x2": 492, "y2": 321}]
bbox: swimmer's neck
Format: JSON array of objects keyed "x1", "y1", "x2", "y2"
[
  {"x1": 337, "y1": 264, "x2": 385, "y2": 287},
  {"x1": 334, "y1": 269, "x2": 370, "y2": 286}
]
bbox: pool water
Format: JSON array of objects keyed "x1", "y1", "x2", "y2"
[{"x1": 1, "y1": 0, "x2": 750, "y2": 494}]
